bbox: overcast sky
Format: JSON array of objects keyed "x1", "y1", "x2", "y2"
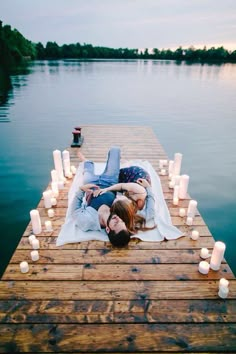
[{"x1": 1, "y1": 0, "x2": 236, "y2": 50}]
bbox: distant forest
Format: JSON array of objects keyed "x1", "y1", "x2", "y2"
[{"x1": 1, "y1": 20, "x2": 236, "y2": 70}]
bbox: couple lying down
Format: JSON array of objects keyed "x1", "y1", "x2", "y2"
[{"x1": 68, "y1": 146, "x2": 157, "y2": 248}]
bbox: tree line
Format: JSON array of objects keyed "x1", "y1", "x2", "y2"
[{"x1": 1, "y1": 20, "x2": 236, "y2": 70}]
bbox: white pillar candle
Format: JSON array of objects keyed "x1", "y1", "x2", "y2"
[
  {"x1": 210, "y1": 241, "x2": 226, "y2": 271},
  {"x1": 45, "y1": 220, "x2": 53, "y2": 232},
  {"x1": 173, "y1": 153, "x2": 182, "y2": 176},
  {"x1": 187, "y1": 200, "x2": 198, "y2": 218},
  {"x1": 43, "y1": 190, "x2": 52, "y2": 209},
  {"x1": 58, "y1": 180, "x2": 64, "y2": 190},
  {"x1": 168, "y1": 160, "x2": 174, "y2": 175},
  {"x1": 219, "y1": 278, "x2": 229, "y2": 289},
  {"x1": 186, "y1": 216, "x2": 193, "y2": 226},
  {"x1": 174, "y1": 175, "x2": 181, "y2": 186},
  {"x1": 191, "y1": 230, "x2": 199, "y2": 240},
  {"x1": 179, "y1": 175, "x2": 190, "y2": 199},
  {"x1": 160, "y1": 169, "x2": 166, "y2": 176},
  {"x1": 63, "y1": 158, "x2": 71, "y2": 177},
  {"x1": 159, "y1": 159, "x2": 164, "y2": 169},
  {"x1": 51, "y1": 197, "x2": 57, "y2": 206},
  {"x1": 30, "y1": 250, "x2": 39, "y2": 261},
  {"x1": 48, "y1": 209, "x2": 55, "y2": 218},
  {"x1": 179, "y1": 208, "x2": 186, "y2": 217},
  {"x1": 173, "y1": 197, "x2": 179, "y2": 205},
  {"x1": 32, "y1": 239, "x2": 40, "y2": 249},
  {"x1": 71, "y1": 165, "x2": 77, "y2": 175},
  {"x1": 51, "y1": 182, "x2": 59, "y2": 197},
  {"x1": 198, "y1": 261, "x2": 210, "y2": 274},
  {"x1": 169, "y1": 181, "x2": 174, "y2": 189},
  {"x1": 51, "y1": 169, "x2": 59, "y2": 183},
  {"x1": 200, "y1": 248, "x2": 209, "y2": 259},
  {"x1": 173, "y1": 185, "x2": 179, "y2": 199},
  {"x1": 53, "y1": 149, "x2": 64, "y2": 180},
  {"x1": 62, "y1": 149, "x2": 70, "y2": 161},
  {"x1": 28, "y1": 234, "x2": 36, "y2": 245},
  {"x1": 30, "y1": 209, "x2": 42, "y2": 235},
  {"x1": 20, "y1": 261, "x2": 29, "y2": 273},
  {"x1": 218, "y1": 286, "x2": 229, "y2": 299}
]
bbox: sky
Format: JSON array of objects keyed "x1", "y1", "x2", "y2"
[{"x1": 1, "y1": 0, "x2": 236, "y2": 51}]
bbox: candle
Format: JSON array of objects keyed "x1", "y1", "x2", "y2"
[
  {"x1": 20, "y1": 261, "x2": 29, "y2": 273},
  {"x1": 51, "y1": 197, "x2": 57, "y2": 206},
  {"x1": 48, "y1": 209, "x2": 55, "y2": 218},
  {"x1": 62, "y1": 149, "x2": 70, "y2": 161},
  {"x1": 58, "y1": 180, "x2": 64, "y2": 190},
  {"x1": 51, "y1": 169, "x2": 59, "y2": 183},
  {"x1": 173, "y1": 153, "x2": 182, "y2": 176},
  {"x1": 53, "y1": 150, "x2": 64, "y2": 180},
  {"x1": 187, "y1": 200, "x2": 198, "y2": 218},
  {"x1": 67, "y1": 171, "x2": 73, "y2": 179},
  {"x1": 45, "y1": 220, "x2": 53, "y2": 232},
  {"x1": 160, "y1": 169, "x2": 166, "y2": 176},
  {"x1": 168, "y1": 160, "x2": 174, "y2": 176},
  {"x1": 210, "y1": 241, "x2": 226, "y2": 271},
  {"x1": 191, "y1": 230, "x2": 199, "y2": 240},
  {"x1": 30, "y1": 209, "x2": 42, "y2": 234},
  {"x1": 169, "y1": 181, "x2": 174, "y2": 189},
  {"x1": 32, "y1": 239, "x2": 40, "y2": 249},
  {"x1": 43, "y1": 190, "x2": 52, "y2": 209},
  {"x1": 179, "y1": 208, "x2": 186, "y2": 217},
  {"x1": 173, "y1": 185, "x2": 180, "y2": 199},
  {"x1": 173, "y1": 197, "x2": 179, "y2": 205},
  {"x1": 219, "y1": 278, "x2": 229, "y2": 289},
  {"x1": 51, "y1": 182, "x2": 59, "y2": 197},
  {"x1": 31, "y1": 250, "x2": 39, "y2": 261},
  {"x1": 186, "y1": 216, "x2": 193, "y2": 226},
  {"x1": 218, "y1": 286, "x2": 229, "y2": 299},
  {"x1": 71, "y1": 165, "x2": 77, "y2": 175},
  {"x1": 28, "y1": 234, "x2": 36, "y2": 245},
  {"x1": 198, "y1": 261, "x2": 210, "y2": 275},
  {"x1": 200, "y1": 248, "x2": 209, "y2": 259},
  {"x1": 174, "y1": 175, "x2": 181, "y2": 186},
  {"x1": 63, "y1": 158, "x2": 71, "y2": 177},
  {"x1": 179, "y1": 175, "x2": 190, "y2": 199}
]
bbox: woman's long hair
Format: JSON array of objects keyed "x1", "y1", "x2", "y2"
[{"x1": 110, "y1": 199, "x2": 155, "y2": 234}]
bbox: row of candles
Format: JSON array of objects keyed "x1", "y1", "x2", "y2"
[
  {"x1": 20, "y1": 148, "x2": 77, "y2": 273},
  {"x1": 160, "y1": 153, "x2": 229, "y2": 299}
]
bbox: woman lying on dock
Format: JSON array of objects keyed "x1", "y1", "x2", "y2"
[{"x1": 69, "y1": 147, "x2": 156, "y2": 247}]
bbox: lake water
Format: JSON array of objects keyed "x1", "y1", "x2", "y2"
[{"x1": 0, "y1": 59, "x2": 236, "y2": 277}]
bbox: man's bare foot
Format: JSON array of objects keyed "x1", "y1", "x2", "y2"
[{"x1": 78, "y1": 151, "x2": 86, "y2": 162}]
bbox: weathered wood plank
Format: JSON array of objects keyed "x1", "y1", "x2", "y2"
[
  {"x1": 1, "y1": 299, "x2": 235, "y2": 324},
  {"x1": 2, "y1": 263, "x2": 233, "y2": 281},
  {"x1": 0, "y1": 280, "x2": 236, "y2": 300},
  {"x1": 0, "y1": 323, "x2": 236, "y2": 352}
]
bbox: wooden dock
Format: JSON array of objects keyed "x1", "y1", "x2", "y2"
[{"x1": 0, "y1": 125, "x2": 236, "y2": 353}]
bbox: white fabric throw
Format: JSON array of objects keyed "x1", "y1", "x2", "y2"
[{"x1": 56, "y1": 160, "x2": 184, "y2": 246}]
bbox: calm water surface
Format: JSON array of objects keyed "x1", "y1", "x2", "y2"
[{"x1": 0, "y1": 60, "x2": 236, "y2": 276}]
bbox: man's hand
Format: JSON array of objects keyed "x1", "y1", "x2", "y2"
[
  {"x1": 136, "y1": 178, "x2": 150, "y2": 188},
  {"x1": 80, "y1": 184, "x2": 99, "y2": 192}
]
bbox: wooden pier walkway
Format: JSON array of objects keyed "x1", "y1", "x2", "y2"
[{"x1": 0, "y1": 125, "x2": 236, "y2": 353}]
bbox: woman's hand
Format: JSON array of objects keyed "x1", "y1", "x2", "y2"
[
  {"x1": 136, "y1": 178, "x2": 150, "y2": 188},
  {"x1": 93, "y1": 188, "x2": 108, "y2": 197},
  {"x1": 80, "y1": 184, "x2": 99, "y2": 192}
]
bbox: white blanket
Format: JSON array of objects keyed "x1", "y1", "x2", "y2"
[{"x1": 56, "y1": 160, "x2": 184, "y2": 246}]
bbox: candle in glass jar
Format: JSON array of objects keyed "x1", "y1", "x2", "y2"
[
  {"x1": 218, "y1": 286, "x2": 229, "y2": 299},
  {"x1": 200, "y1": 248, "x2": 209, "y2": 259},
  {"x1": 187, "y1": 200, "x2": 198, "y2": 218},
  {"x1": 51, "y1": 197, "x2": 57, "y2": 206},
  {"x1": 186, "y1": 216, "x2": 193, "y2": 226},
  {"x1": 179, "y1": 208, "x2": 186, "y2": 217},
  {"x1": 210, "y1": 241, "x2": 226, "y2": 271},
  {"x1": 45, "y1": 220, "x2": 53, "y2": 232},
  {"x1": 198, "y1": 261, "x2": 210, "y2": 275},
  {"x1": 219, "y1": 278, "x2": 229, "y2": 289},
  {"x1": 191, "y1": 230, "x2": 199, "y2": 240},
  {"x1": 30, "y1": 209, "x2": 42, "y2": 235},
  {"x1": 48, "y1": 209, "x2": 55, "y2": 218},
  {"x1": 31, "y1": 250, "x2": 39, "y2": 261},
  {"x1": 28, "y1": 234, "x2": 36, "y2": 245},
  {"x1": 32, "y1": 239, "x2": 40, "y2": 250},
  {"x1": 20, "y1": 261, "x2": 29, "y2": 273}
]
